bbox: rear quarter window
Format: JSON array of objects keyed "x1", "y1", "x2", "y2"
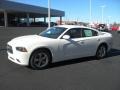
[
  {"x1": 84, "y1": 30, "x2": 92, "y2": 37},
  {"x1": 83, "y1": 29, "x2": 98, "y2": 37}
]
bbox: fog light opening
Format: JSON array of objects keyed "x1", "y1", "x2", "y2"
[{"x1": 16, "y1": 59, "x2": 21, "y2": 63}]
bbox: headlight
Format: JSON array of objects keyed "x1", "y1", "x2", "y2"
[{"x1": 16, "y1": 47, "x2": 27, "y2": 52}]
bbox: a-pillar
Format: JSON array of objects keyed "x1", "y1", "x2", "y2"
[
  {"x1": 26, "y1": 13, "x2": 30, "y2": 27},
  {"x1": 60, "y1": 16, "x2": 62, "y2": 25},
  {"x1": 4, "y1": 10, "x2": 8, "y2": 28}
]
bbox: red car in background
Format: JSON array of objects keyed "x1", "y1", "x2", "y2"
[{"x1": 111, "y1": 26, "x2": 119, "y2": 31}]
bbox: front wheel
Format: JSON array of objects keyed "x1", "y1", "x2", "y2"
[
  {"x1": 96, "y1": 45, "x2": 107, "y2": 59},
  {"x1": 29, "y1": 49, "x2": 51, "y2": 70}
]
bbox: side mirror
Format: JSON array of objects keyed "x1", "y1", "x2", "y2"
[{"x1": 62, "y1": 35, "x2": 70, "y2": 39}]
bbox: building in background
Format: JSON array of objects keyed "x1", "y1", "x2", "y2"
[{"x1": 0, "y1": 0, "x2": 65, "y2": 27}]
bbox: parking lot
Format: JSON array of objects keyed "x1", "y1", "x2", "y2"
[{"x1": 0, "y1": 28, "x2": 120, "y2": 90}]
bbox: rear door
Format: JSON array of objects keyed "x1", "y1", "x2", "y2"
[{"x1": 80, "y1": 28, "x2": 100, "y2": 56}]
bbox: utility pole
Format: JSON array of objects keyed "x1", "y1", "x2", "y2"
[
  {"x1": 100, "y1": 5, "x2": 106, "y2": 23},
  {"x1": 89, "y1": 0, "x2": 92, "y2": 24},
  {"x1": 48, "y1": 0, "x2": 51, "y2": 28}
]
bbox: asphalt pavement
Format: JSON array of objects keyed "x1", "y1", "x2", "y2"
[{"x1": 0, "y1": 28, "x2": 120, "y2": 90}]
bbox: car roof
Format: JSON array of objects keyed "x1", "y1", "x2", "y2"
[
  {"x1": 56, "y1": 25, "x2": 86, "y2": 29},
  {"x1": 55, "y1": 25, "x2": 97, "y2": 30}
]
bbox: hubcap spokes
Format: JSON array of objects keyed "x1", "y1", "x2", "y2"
[
  {"x1": 34, "y1": 53, "x2": 48, "y2": 67},
  {"x1": 98, "y1": 46, "x2": 106, "y2": 58}
]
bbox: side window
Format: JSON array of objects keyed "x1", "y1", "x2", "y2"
[
  {"x1": 82, "y1": 29, "x2": 98, "y2": 37},
  {"x1": 92, "y1": 30, "x2": 98, "y2": 36},
  {"x1": 65, "y1": 28, "x2": 82, "y2": 39},
  {"x1": 84, "y1": 29, "x2": 93, "y2": 37}
]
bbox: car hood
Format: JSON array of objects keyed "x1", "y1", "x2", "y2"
[{"x1": 8, "y1": 35, "x2": 51, "y2": 46}]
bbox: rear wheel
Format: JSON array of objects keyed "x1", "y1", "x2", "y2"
[
  {"x1": 29, "y1": 49, "x2": 51, "y2": 69},
  {"x1": 96, "y1": 45, "x2": 107, "y2": 59}
]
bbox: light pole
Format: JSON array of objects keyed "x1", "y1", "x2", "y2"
[
  {"x1": 100, "y1": 5, "x2": 106, "y2": 23},
  {"x1": 48, "y1": 0, "x2": 51, "y2": 28},
  {"x1": 108, "y1": 16, "x2": 111, "y2": 24},
  {"x1": 89, "y1": 0, "x2": 92, "y2": 24}
]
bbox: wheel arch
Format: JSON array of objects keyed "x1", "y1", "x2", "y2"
[
  {"x1": 98, "y1": 42, "x2": 108, "y2": 51},
  {"x1": 29, "y1": 47, "x2": 53, "y2": 64}
]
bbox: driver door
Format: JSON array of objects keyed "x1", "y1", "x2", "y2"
[{"x1": 59, "y1": 28, "x2": 86, "y2": 60}]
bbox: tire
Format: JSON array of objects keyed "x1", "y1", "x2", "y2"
[
  {"x1": 96, "y1": 45, "x2": 107, "y2": 59},
  {"x1": 29, "y1": 49, "x2": 51, "y2": 70}
]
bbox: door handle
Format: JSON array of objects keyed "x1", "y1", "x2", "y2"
[
  {"x1": 80, "y1": 40, "x2": 84, "y2": 44},
  {"x1": 97, "y1": 39, "x2": 100, "y2": 41}
]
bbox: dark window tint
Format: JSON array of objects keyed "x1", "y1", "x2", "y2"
[{"x1": 65, "y1": 28, "x2": 82, "y2": 38}]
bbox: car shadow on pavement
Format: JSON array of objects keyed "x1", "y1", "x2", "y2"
[
  {"x1": 47, "y1": 48, "x2": 120, "y2": 69},
  {"x1": 48, "y1": 57, "x2": 95, "y2": 69},
  {"x1": 107, "y1": 48, "x2": 120, "y2": 57}
]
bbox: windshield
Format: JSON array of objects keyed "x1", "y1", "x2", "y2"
[{"x1": 39, "y1": 27, "x2": 67, "y2": 39}]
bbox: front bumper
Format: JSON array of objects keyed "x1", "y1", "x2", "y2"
[
  {"x1": 7, "y1": 52, "x2": 29, "y2": 66},
  {"x1": 7, "y1": 45, "x2": 30, "y2": 66}
]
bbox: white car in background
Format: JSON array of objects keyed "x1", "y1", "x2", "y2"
[{"x1": 7, "y1": 25, "x2": 113, "y2": 69}]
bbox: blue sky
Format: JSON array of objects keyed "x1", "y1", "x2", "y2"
[{"x1": 9, "y1": 0, "x2": 120, "y2": 23}]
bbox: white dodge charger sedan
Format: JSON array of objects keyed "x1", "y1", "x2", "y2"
[{"x1": 7, "y1": 25, "x2": 112, "y2": 69}]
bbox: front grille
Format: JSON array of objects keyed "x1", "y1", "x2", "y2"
[{"x1": 7, "y1": 45, "x2": 13, "y2": 54}]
